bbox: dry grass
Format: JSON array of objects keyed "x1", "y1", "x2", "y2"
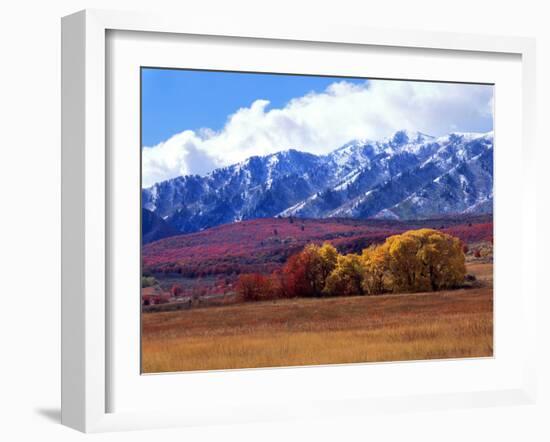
[{"x1": 142, "y1": 263, "x2": 493, "y2": 373}]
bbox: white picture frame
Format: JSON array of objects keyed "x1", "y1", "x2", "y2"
[{"x1": 61, "y1": 9, "x2": 537, "y2": 433}]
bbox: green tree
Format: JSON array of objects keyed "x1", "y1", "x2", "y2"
[{"x1": 141, "y1": 276, "x2": 158, "y2": 288}]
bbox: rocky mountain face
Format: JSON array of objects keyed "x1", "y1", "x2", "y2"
[
  {"x1": 142, "y1": 130, "x2": 493, "y2": 240},
  {"x1": 142, "y1": 208, "x2": 179, "y2": 244}
]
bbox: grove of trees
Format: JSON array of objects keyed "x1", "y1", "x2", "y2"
[{"x1": 237, "y1": 228, "x2": 466, "y2": 301}]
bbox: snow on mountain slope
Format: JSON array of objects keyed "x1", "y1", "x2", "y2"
[{"x1": 142, "y1": 130, "x2": 493, "y2": 234}]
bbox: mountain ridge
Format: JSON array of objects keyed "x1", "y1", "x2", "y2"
[{"x1": 142, "y1": 130, "x2": 493, "y2": 240}]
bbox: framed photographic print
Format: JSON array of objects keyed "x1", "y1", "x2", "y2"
[
  {"x1": 61, "y1": 9, "x2": 538, "y2": 432},
  {"x1": 139, "y1": 68, "x2": 495, "y2": 374}
]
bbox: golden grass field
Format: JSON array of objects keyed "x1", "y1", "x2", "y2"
[{"x1": 141, "y1": 262, "x2": 493, "y2": 373}]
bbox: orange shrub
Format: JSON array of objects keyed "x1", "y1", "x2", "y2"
[{"x1": 237, "y1": 273, "x2": 273, "y2": 302}]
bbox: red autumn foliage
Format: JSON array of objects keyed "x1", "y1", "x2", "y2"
[
  {"x1": 142, "y1": 216, "x2": 493, "y2": 280},
  {"x1": 170, "y1": 284, "x2": 183, "y2": 297},
  {"x1": 141, "y1": 293, "x2": 171, "y2": 305},
  {"x1": 280, "y1": 248, "x2": 316, "y2": 298},
  {"x1": 237, "y1": 273, "x2": 273, "y2": 302},
  {"x1": 442, "y1": 223, "x2": 493, "y2": 244}
]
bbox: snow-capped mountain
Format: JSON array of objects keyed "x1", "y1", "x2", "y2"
[{"x1": 142, "y1": 130, "x2": 493, "y2": 238}]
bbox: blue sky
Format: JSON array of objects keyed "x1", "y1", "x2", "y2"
[
  {"x1": 141, "y1": 68, "x2": 366, "y2": 147},
  {"x1": 141, "y1": 68, "x2": 493, "y2": 187}
]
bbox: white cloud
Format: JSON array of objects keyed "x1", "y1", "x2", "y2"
[{"x1": 142, "y1": 79, "x2": 493, "y2": 187}]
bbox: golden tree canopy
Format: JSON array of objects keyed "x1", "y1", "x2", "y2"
[
  {"x1": 324, "y1": 253, "x2": 365, "y2": 296},
  {"x1": 383, "y1": 228, "x2": 466, "y2": 292},
  {"x1": 361, "y1": 245, "x2": 389, "y2": 295}
]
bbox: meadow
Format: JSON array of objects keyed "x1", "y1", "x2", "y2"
[{"x1": 141, "y1": 262, "x2": 493, "y2": 373}]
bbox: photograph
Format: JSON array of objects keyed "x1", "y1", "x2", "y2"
[{"x1": 140, "y1": 68, "x2": 494, "y2": 374}]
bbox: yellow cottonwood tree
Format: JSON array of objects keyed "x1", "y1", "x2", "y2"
[
  {"x1": 412, "y1": 229, "x2": 466, "y2": 290},
  {"x1": 384, "y1": 233, "x2": 425, "y2": 291},
  {"x1": 282, "y1": 229, "x2": 465, "y2": 299},
  {"x1": 324, "y1": 253, "x2": 365, "y2": 296},
  {"x1": 318, "y1": 242, "x2": 339, "y2": 283},
  {"x1": 383, "y1": 229, "x2": 466, "y2": 292},
  {"x1": 361, "y1": 245, "x2": 389, "y2": 295},
  {"x1": 299, "y1": 242, "x2": 338, "y2": 297}
]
